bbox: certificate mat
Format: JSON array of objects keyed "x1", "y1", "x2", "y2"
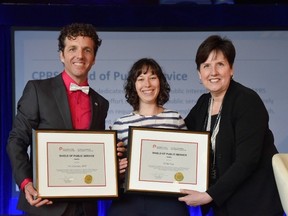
[
  {"x1": 32, "y1": 129, "x2": 118, "y2": 198},
  {"x1": 125, "y1": 127, "x2": 210, "y2": 195}
]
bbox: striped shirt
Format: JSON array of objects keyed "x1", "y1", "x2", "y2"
[{"x1": 112, "y1": 109, "x2": 187, "y2": 146}]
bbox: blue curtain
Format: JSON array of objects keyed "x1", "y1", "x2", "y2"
[{"x1": 0, "y1": 25, "x2": 13, "y2": 214}]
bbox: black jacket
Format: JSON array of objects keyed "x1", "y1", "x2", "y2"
[
  {"x1": 185, "y1": 80, "x2": 283, "y2": 216},
  {"x1": 7, "y1": 73, "x2": 109, "y2": 216}
]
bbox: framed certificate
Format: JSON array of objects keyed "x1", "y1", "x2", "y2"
[
  {"x1": 125, "y1": 126, "x2": 210, "y2": 196},
  {"x1": 32, "y1": 129, "x2": 118, "y2": 199}
]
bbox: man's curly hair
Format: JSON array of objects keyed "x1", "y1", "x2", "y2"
[{"x1": 58, "y1": 23, "x2": 102, "y2": 55}]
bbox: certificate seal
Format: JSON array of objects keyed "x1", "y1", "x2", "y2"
[
  {"x1": 84, "y1": 175, "x2": 93, "y2": 184},
  {"x1": 174, "y1": 172, "x2": 184, "y2": 182}
]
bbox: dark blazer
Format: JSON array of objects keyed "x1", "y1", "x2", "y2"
[
  {"x1": 185, "y1": 80, "x2": 283, "y2": 216},
  {"x1": 7, "y1": 73, "x2": 109, "y2": 216}
]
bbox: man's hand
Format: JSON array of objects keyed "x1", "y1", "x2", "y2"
[{"x1": 24, "y1": 182, "x2": 53, "y2": 207}]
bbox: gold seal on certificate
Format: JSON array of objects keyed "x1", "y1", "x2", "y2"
[
  {"x1": 84, "y1": 174, "x2": 93, "y2": 184},
  {"x1": 174, "y1": 172, "x2": 184, "y2": 182}
]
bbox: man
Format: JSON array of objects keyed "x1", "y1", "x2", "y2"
[{"x1": 7, "y1": 23, "x2": 109, "y2": 216}]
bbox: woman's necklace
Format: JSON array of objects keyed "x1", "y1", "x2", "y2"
[
  {"x1": 205, "y1": 97, "x2": 223, "y2": 182},
  {"x1": 206, "y1": 98, "x2": 222, "y2": 151}
]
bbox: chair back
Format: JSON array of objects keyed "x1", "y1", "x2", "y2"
[{"x1": 272, "y1": 153, "x2": 288, "y2": 214}]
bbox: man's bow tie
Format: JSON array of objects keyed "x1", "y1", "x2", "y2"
[{"x1": 69, "y1": 83, "x2": 89, "y2": 94}]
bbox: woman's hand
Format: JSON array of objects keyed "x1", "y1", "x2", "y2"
[
  {"x1": 178, "y1": 189, "x2": 212, "y2": 207},
  {"x1": 116, "y1": 141, "x2": 126, "y2": 158},
  {"x1": 118, "y1": 158, "x2": 128, "y2": 179},
  {"x1": 24, "y1": 182, "x2": 53, "y2": 207},
  {"x1": 116, "y1": 141, "x2": 128, "y2": 179},
  {"x1": 119, "y1": 158, "x2": 128, "y2": 173}
]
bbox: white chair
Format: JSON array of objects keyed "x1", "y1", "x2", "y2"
[{"x1": 272, "y1": 153, "x2": 288, "y2": 214}]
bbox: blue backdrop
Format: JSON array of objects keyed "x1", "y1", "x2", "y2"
[
  {"x1": 1, "y1": 2, "x2": 288, "y2": 215},
  {"x1": 0, "y1": 25, "x2": 14, "y2": 214}
]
